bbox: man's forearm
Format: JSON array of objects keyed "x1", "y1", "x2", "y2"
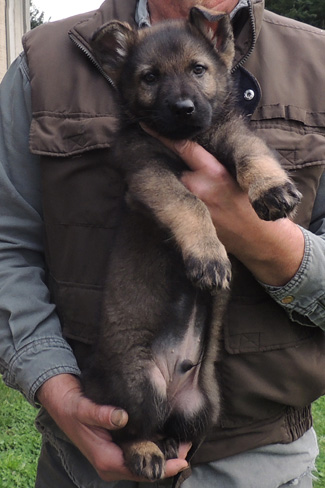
[{"x1": 219, "y1": 208, "x2": 305, "y2": 287}]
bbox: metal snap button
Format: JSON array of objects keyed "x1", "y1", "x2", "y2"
[
  {"x1": 281, "y1": 295, "x2": 295, "y2": 304},
  {"x1": 243, "y1": 89, "x2": 255, "y2": 101}
]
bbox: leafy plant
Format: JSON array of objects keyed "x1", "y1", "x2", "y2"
[
  {"x1": 266, "y1": 0, "x2": 325, "y2": 29},
  {"x1": 30, "y1": 1, "x2": 47, "y2": 29}
]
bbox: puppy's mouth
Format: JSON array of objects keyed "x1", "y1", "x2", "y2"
[
  {"x1": 146, "y1": 116, "x2": 210, "y2": 140},
  {"x1": 135, "y1": 103, "x2": 213, "y2": 140},
  {"x1": 156, "y1": 124, "x2": 205, "y2": 140}
]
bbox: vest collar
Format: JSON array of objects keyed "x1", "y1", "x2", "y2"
[
  {"x1": 68, "y1": 0, "x2": 138, "y2": 78},
  {"x1": 68, "y1": 0, "x2": 265, "y2": 74}
]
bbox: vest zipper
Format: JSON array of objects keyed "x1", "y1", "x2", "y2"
[
  {"x1": 68, "y1": 33, "x2": 117, "y2": 90},
  {"x1": 231, "y1": 1, "x2": 256, "y2": 73},
  {"x1": 68, "y1": 3, "x2": 255, "y2": 83}
]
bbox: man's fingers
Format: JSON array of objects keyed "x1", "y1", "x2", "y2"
[
  {"x1": 77, "y1": 398, "x2": 128, "y2": 431},
  {"x1": 172, "y1": 139, "x2": 217, "y2": 172},
  {"x1": 165, "y1": 458, "x2": 189, "y2": 478},
  {"x1": 140, "y1": 123, "x2": 224, "y2": 173},
  {"x1": 110, "y1": 408, "x2": 129, "y2": 428}
]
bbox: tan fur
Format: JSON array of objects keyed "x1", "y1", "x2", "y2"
[
  {"x1": 128, "y1": 166, "x2": 231, "y2": 289},
  {"x1": 122, "y1": 441, "x2": 166, "y2": 479}
]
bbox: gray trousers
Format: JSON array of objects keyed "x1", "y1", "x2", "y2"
[{"x1": 35, "y1": 428, "x2": 319, "y2": 488}]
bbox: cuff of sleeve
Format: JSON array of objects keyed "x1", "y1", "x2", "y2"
[
  {"x1": 3, "y1": 338, "x2": 81, "y2": 407},
  {"x1": 260, "y1": 228, "x2": 325, "y2": 327}
]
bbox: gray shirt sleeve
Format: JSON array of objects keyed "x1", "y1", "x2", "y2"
[
  {"x1": 0, "y1": 54, "x2": 80, "y2": 406},
  {"x1": 262, "y1": 171, "x2": 325, "y2": 329}
]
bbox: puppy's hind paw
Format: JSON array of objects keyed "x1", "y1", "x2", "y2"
[
  {"x1": 158, "y1": 438, "x2": 179, "y2": 460},
  {"x1": 251, "y1": 181, "x2": 302, "y2": 221},
  {"x1": 123, "y1": 441, "x2": 165, "y2": 481}
]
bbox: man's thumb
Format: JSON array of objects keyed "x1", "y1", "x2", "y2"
[
  {"x1": 110, "y1": 408, "x2": 128, "y2": 429},
  {"x1": 83, "y1": 400, "x2": 128, "y2": 430}
]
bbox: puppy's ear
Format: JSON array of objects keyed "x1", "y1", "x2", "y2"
[
  {"x1": 189, "y1": 7, "x2": 235, "y2": 71},
  {"x1": 90, "y1": 21, "x2": 137, "y2": 84}
]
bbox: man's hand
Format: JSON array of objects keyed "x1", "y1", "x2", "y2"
[
  {"x1": 37, "y1": 374, "x2": 190, "y2": 482},
  {"x1": 141, "y1": 126, "x2": 305, "y2": 287}
]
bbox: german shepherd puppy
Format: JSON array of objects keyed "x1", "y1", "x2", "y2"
[{"x1": 82, "y1": 6, "x2": 301, "y2": 481}]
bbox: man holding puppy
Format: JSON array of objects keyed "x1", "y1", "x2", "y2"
[{"x1": 0, "y1": 0, "x2": 324, "y2": 486}]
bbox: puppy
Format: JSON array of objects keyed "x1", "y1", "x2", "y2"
[{"x1": 81, "y1": 6, "x2": 301, "y2": 481}]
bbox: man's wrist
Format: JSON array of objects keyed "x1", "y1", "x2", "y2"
[
  {"x1": 37, "y1": 373, "x2": 81, "y2": 410},
  {"x1": 231, "y1": 218, "x2": 305, "y2": 287}
]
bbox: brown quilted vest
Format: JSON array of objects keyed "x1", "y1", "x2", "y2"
[{"x1": 23, "y1": 0, "x2": 325, "y2": 462}]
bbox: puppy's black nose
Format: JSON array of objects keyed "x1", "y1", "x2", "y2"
[{"x1": 171, "y1": 99, "x2": 195, "y2": 117}]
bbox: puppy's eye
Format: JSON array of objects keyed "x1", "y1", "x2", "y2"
[
  {"x1": 193, "y1": 64, "x2": 206, "y2": 76},
  {"x1": 142, "y1": 72, "x2": 158, "y2": 84}
]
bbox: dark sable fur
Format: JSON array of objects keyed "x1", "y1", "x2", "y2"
[{"x1": 81, "y1": 6, "x2": 301, "y2": 481}]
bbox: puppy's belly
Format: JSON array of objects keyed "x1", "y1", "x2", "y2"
[{"x1": 150, "y1": 303, "x2": 205, "y2": 417}]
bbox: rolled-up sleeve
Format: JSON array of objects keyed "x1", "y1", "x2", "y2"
[
  {"x1": 0, "y1": 54, "x2": 80, "y2": 406},
  {"x1": 262, "y1": 171, "x2": 325, "y2": 330}
]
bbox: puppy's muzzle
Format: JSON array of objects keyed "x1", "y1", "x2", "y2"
[{"x1": 170, "y1": 99, "x2": 195, "y2": 118}]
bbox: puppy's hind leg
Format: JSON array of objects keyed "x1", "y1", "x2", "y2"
[
  {"x1": 121, "y1": 440, "x2": 167, "y2": 481},
  {"x1": 121, "y1": 437, "x2": 180, "y2": 480}
]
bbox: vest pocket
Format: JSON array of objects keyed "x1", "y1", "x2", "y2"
[
  {"x1": 49, "y1": 276, "x2": 103, "y2": 345},
  {"x1": 219, "y1": 265, "x2": 325, "y2": 418},
  {"x1": 250, "y1": 104, "x2": 325, "y2": 170},
  {"x1": 223, "y1": 292, "x2": 314, "y2": 355},
  {"x1": 223, "y1": 259, "x2": 314, "y2": 355}
]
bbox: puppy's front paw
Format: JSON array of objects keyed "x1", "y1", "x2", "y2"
[
  {"x1": 251, "y1": 181, "x2": 302, "y2": 221},
  {"x1": 184, "y1": 248, "x2": 231, "y2": 291},
  {"x1": 123, "y1": 441, "x2": 165, "y2": 480}
]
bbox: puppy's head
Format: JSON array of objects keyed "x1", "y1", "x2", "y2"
[{"x1": 91, "y1": 7, "x2": 235, "y2": 139}]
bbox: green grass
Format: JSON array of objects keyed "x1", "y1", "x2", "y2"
[
  {"x1": 313, "y1": 396, "x2": 325, "y2": 487},
  {"x1": 0, "y1": 377, "x2": 41, "y2": 488},
  {"x1": 0, "y1": 375, "x2": 324, "y2": 487}
]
